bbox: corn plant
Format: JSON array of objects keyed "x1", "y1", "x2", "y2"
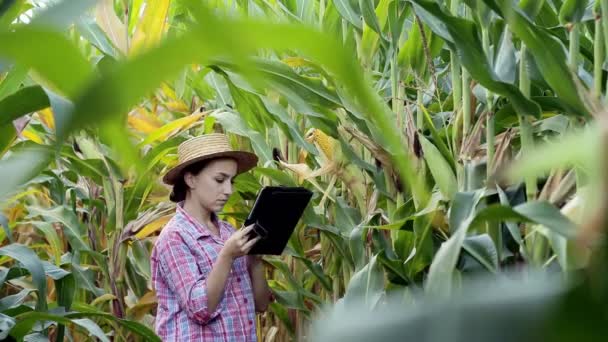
[{"x1": 0, "y1": 0, "x2": 607, "y2": 341}]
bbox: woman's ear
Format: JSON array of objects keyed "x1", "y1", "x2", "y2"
[{"x1": 184, "y1": 172, "x2": 196, "y2": 189}]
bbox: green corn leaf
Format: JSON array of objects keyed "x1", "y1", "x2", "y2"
[
  {"x1": 407, "y1": 0, "x2": 542, "y2": 118},
  {"x1": 0, "y1": 244, "x2": 47, "y2": 311}
]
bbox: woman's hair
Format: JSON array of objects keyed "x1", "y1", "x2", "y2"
[{"x1": 169, "y1": 159, "x2": 211, "y2": 203}]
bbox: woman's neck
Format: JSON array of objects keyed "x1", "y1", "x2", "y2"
[{"x1": 183, "y1": 199, "x2": 218, "y2": 234}]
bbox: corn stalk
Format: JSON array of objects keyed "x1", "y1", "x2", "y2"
[
  {"x1": 601, "y1": 0, "x2": 608, "y2": 100},
  {"x1": 594, "y1": 2, "x2": 604, "y2": 99}
]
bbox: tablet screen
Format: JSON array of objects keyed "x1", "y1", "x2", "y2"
[{"x1": 243, "y1": 186, "x2": 313, "y2": 255}]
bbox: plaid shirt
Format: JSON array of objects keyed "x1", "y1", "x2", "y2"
[{"x1": 151, "y1": 203, "x2": 257, "y2": 341}]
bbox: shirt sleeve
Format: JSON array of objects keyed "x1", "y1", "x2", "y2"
[{"x1": 158, "y1": 234, "x2": 223, "y2": 325}]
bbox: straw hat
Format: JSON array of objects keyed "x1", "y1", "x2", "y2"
[{"x1": 162, "y1": 133, "x2": 258, "y2": 185}]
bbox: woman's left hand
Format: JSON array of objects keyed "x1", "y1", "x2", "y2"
[
  {"x1": 246, "y1": 255, "x2": 263, "y2": 271},
  {"x1": 246, "y1": 254, "x2": 273, "y2": 311}
]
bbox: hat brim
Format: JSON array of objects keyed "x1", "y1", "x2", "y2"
[{"x1": 162, "y1": 151, "x2": 258, "y2": 185}]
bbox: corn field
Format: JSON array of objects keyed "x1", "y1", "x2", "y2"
[{"x1": 1, "y1": 0, "x2": 608, "y2": 341}]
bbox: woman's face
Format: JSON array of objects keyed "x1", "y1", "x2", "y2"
[{"x1": 185, "y1": 158, "x2": 238, "y2": 214}]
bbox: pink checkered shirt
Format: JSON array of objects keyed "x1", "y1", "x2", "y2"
[{"x1": 151, "y1": 203, "x2": 257, "y2": 341}]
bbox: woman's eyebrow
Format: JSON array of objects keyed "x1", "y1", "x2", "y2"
[{"x1": 217, "y1": 172, "x2": 235, "y2": 178}]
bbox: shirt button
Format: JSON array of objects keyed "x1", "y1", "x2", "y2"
[
  {"x1": 248, "y1": 320, "x2": 253, "y2": 325},
  {"x1": 237, "y1": 277, "x2": 241, "y2": 282},
  {"x1": 244, "y1": 298, "x2": 248, "y2": 303}
]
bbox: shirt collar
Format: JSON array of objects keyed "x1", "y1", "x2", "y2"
[{"x1": 175, "y1": 201, "x2": 221, "y2": 238}]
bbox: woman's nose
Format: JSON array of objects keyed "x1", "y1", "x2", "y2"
[{"x1": 224, "y1": 182, "x2": 233, "y2": 195}]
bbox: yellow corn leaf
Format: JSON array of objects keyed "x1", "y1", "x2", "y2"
[
  {"x1": 227, "y1": 216, "x2": 238, "y2": 228},
  {"x1": 133, "y1": 107, "x2": 164, "y2": 125},
  {"x1": 160, "y1": 82, "x2": 177, "y2": 100},
  {"x1": 130, "y1": 0, "x2": 171, "y2": 55},
  {"x1": 161, "y1": 154, "x2": 179, "y2": 168},
  {"x1": 128, "y1": 114, "x2": 160, "y2": 134},
  {"x1": 165, "y1": 100, "x2": 190, "y2": 113},
  {"x1": 7, "y1": 203, "x2": 25, "y2": 223},
  {"x1": 138, "y1": 111, "x2": 205, "y2": 147},
  {"x1": 6, "y1": 188, "x2": 51, "y2": 206},
  {"x1": 0, "y1": 256, "x2": 12, "y2": 266},
  {"x1": 95, "y1": 0, "x2": 128, "y2": 54},
  {"x1": 282, "y1": 56, "x2": 309, "y2": 68},
  {"x1": 91, "y1": 293, "x2": 117, "y2": 307},
  {"x1": 21, "y1": 130, "x2": 43, "y2": 144},
  {"x1": 264, "y1": 327, "x2": 279, "y2": 342},
  {"x1": 146, "y1": 193, "x2": 172, "y2": 205},
  {"x1": 134, "y1": 291, "x2": 157, "y2": 307},
  {"x1": 37, "y1": 108, "x2": 55, "y2": 130},
  {"x1": 135, "y1": 215, "x2": 172, "y2": 239},
  {"x1": 127, "y1": 291, "x2": 157, "y2": 321},
  {"x1": 297, "y1": 149, "x2": 308, "y2": 164}
]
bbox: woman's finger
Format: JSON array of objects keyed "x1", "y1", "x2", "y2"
[
  {"x1": 239, "y1": 224, "x2": 255, "y2": 237},
  {"x1": 243, "y1": 236, "x2": 261, "y2": 251},
  {"x1": 240, "y1": 233, "x2": 252, "y2": 244}
]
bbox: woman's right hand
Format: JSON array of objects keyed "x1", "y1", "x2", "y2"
[{"x1": 220, "y1": 224, "x2": 260, "y2": 260}]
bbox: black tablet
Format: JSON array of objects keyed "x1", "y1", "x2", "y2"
[{"x1": 244, "y1": 186, "x2": 313, "y2": 255}]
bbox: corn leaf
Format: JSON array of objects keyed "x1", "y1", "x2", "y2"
[
  {"x1": 407, "y1": 0, "x2": 542, "y2": 118},
  {"x1": 95, "y1": 0, "x2": 128, "y2": 54},
  {"x1": 130, "y1": 0, "x2": 171, "y2": 54},
  {"x1": 0, "y1": 244, "x2": 47, "y2": 311}
]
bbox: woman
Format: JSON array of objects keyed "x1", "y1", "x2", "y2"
[{"x1": 151, "y1": 133, "x2": 272, "y2": 341}]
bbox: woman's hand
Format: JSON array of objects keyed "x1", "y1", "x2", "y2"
[
  {"x1": 246, "y1": 254, "x2": 273, "y2": 312},
  {"x1": 220, "y1": 224, "x2": 260, "y2": 260},
  {"x1": 246, "y1": 255, "x2": 263, "y2": 271}
]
